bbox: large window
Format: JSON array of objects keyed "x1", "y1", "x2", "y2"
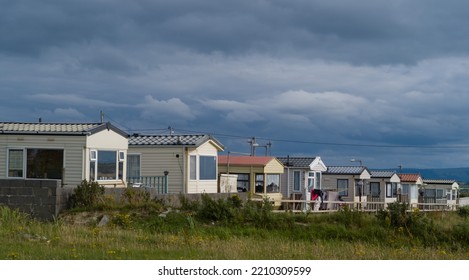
[
  {"x1": 127, "y1": 154, "x2": 141, "y2": 178},
  {"x1": 8, "y1": 148, "x2": 63, "y2": 179},
  {"x1": 293, "y1": 171, "x2": 301, "y2": 192},
  {"x1": 370, "y1": 182, "x2": 380, "y2": 197},
  {"x1": 386, "y1": 183, "x2": 398, "y2": 198},
  {"x1": 425, "y1": 189, "x2": 436, "y2": 199},
  {"x1": 337, "y1": 179, "x2": 348, "y2": 196},
  {"x1": 255, "y1": 174, "x2": 264, "y2": 193},
  {"x1": 200, "y1": 156, "x2": 216, "y2": 180},
  {"x1": 402, "y1": 184, "x2": 409, "y2": 195},
  {"x1": 436, "y1": 189, "x2": 444, "y2": 199},
  {"x1": 266, "y1": 174, "x2": 280, "y2": 193},
  {"x1": 236, "y1": 173, "x2": 249, "y2": 192},
  {"x1": 98, "y1": 151, "x2": 117, "y2": 180},
  {"x1": 90, "y1": 150, "x2": 124, "y2": 181},
  {"x1": 189, "y1": 155, "x2": 217, "y2": 180}
]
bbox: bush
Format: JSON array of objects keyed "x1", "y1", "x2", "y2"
[
  {"x1": 196, "y1": 194, "x2": 236, "y2": 223},
  {"x1": 178, "y1": 195, "x2": 200, "y2": 212},
  {"x1": 69, "y1": 180, "x2": 105, "y2": 208},
  {"x1": 120, "y1": 188, "x2": 151, "y2": 207},
  {"x1": 457, "y1": 206, "x2": 469, "y2": 219}
]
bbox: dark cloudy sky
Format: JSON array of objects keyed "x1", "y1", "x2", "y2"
[{"x1": 2, "y1": 0, "x2": 469, "y2": 168}]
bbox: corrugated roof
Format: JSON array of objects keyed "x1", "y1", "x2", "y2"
[
  {"x1": 129, "y1": 134, "x2": 224, "y2": 150},
  {"x1": 398, "y1": 173, "x2": 421, "y2": 183},
  {"x1": 218, "y1": 155, "x2": 278, "y2": 166},
  {"x1": 325, "y1": 166, "x2": 367, "y2": 174},
  {"x1": 370, "y1": 170, "x2": 397, "y2": 178},
  {"x1": 0, "y1": 122, "x2": 127, "y2": 137},
  {"x1": 277, "y1": 157, "x2": 317, "y2": 168}
]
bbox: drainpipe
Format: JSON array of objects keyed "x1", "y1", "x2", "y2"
[{"x1": 182, "y1": 146, "x2": 186, "y2": 194}]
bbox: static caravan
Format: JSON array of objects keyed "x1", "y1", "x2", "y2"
[
  {"x1": 323, "y1": 166, "x2": 371, "y2": 205},
  {"x1": 128, "y1": 134, "x2": 224, "y2": 194},
  {"x1": 218, "y1": 155, "x2": 284, "y2": 205},
  {"x1": 0, "y1": 121, "x2": 129, "y2": 188},
  {"x1": 277, "y1": 156, "x2": 327, "y2": 199}
]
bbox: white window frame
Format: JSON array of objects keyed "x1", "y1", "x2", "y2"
[
  {"x1": 7, "y1": 148, "x2": 25, "y2": 178},
  {"x1": 199, "y1": 155, "x2": 217, "y2": 180},
  {"x1": 89, "y1": 149, "x2": 123, "y2": 181},
  {"x1": 188, "y1": 154, "x2": 217, "y2": 181},
  {"x1": 90, "y1": 150, "x2": 97, "y2": 161},
  {"x1": 119, "y1": 151, "x2": 125, "y2": 162}
]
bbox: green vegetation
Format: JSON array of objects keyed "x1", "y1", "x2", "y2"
[{"x1": 1, "y1": 190, "x2": 469, "y2": 260}]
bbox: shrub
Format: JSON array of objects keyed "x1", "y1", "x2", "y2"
[
  {"x1": 178, "y1": 194, "x2": 200, "y2": 212},
  {"x1": 457, "y1": 206, "x2": 469, "y2": 219},
  {"x1": 121, "y1": 188, "x2": 151, "y2": 207},
  {"x1": 196, "y1": 193, "x2": 235, "y2": 223},
  {"x1": 69, "y1": 180, "x2": 105, "y2": 208}
]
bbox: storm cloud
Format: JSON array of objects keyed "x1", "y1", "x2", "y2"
[{"x1": 2, "y1": 0, "x2": 469, "y2": 168}]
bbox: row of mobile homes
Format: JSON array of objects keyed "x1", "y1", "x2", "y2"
[
  {"x1": 0, "y1": 121, "x2": 128, "y2": 188},
  {"x1": 1, "y1": 120, "x2": 461, "y2": 212}
]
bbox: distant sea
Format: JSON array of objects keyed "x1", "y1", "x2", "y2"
[{"x1": 391, "y1": 167, "x2": 469, "y2": 183}]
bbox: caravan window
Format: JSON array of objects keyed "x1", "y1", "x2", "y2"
[{"x1": 8, "y1": 148, "x2": 64, "y2": 179}]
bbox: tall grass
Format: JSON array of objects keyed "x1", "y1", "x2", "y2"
[{"x1": 2, "y1": 194, "x2": 469, "y2": 259}]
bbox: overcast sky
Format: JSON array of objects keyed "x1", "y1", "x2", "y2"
[{"x1": 2, "y1": 0, "x2": 469, "y2": 168}]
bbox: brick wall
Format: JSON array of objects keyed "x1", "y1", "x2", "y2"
[{"x1": 0, "y1": 179, "x2": 74, "y2": 221}]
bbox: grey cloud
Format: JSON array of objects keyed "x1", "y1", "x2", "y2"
[
  {"x1": 3, "y1": 0, "x2": 469, "y2": 65},
  {"x1": 138, "y1": 95, "x2": 196, "y2": 121}
]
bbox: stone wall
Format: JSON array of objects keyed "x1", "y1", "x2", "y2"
[
  {"x1": 0, "y1": 179, "x2": 74, "y2": 221},
  {"x1": 0, "y1": 180, "x2": 248, "y2": 220}
]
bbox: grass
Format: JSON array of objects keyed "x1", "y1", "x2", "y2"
[{"x1": 1, "y1": 195, "x2": 469, "y2": 260}]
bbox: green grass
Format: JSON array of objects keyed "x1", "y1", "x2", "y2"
[{"x1": 2, "y1": 196, "x2": 469, "y2": 260}]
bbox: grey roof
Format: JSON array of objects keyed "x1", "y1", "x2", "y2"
[
  {"x1": 325, "y1": 166, "x2": 368, "y2": 174},
  {"x1": 129, "y1": 134, "x2": 224, "y2": 149},
  {"x1": 277, "y1": 157, "x2": 317, "y2": 168},
  {"x1": 370, "y1": 170, "x2": 397, "y2": 178},
  {"x1": 423, "y1": 179, "x2": 456, "y2": 185},
  {"x1": 0, "y1": 122, "x2": 128, "y2": 137}
]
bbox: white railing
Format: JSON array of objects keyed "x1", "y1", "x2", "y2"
[{"x1": 251, "y1": 198, "x2": 457, "y2": 213}]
